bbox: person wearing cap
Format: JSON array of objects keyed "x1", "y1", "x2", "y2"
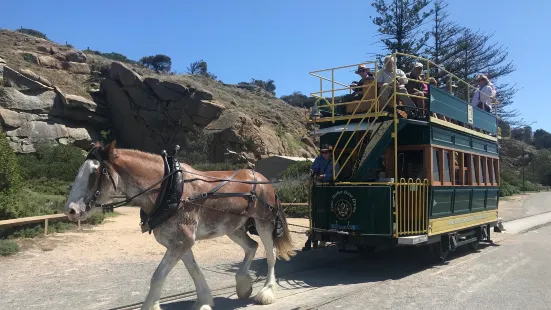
[
  {"x1": 471, "y1": 74, "x2": 496, "y2": 113},
  {"x1": 310, "y1": 144, "x2": 340, "y2": 182},
  {"x1": 405, "y1": 62, "x2": 427, "y2": 110}
]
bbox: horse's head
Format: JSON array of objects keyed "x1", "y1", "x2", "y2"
[{"x1": 64, "y1": 140, "x2": 120, "y2": 222}]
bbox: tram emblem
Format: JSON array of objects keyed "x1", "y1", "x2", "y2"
[{"x1": 330, "y1": 190, "x2": 357, "y2": 220}]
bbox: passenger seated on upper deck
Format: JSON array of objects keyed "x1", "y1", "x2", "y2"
[
  {"x1": 405, "y1": 62, "x2": 427, "y2": 110},
  {"x1": 471, "y1": 74, "x2": 496, "y2": 113},
  {"x1": 350, "y1": 64, "x2": 375, "y2": 98},
  {"x1": 376, "y1": 55, "x2": 416, "y2": 113},
  {"x1": 311, "y1": 144, "x2": 340, "y2": 182}
]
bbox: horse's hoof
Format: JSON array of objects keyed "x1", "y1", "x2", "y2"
[
  {"x1": 152, "y1": 302, "x2": 162, "y2": 310},
  {"x1": 254, "y1": 286, "x2": 275, "y2": 305},
  {"x1": 192, "y1": 304, "x2": 212, "y2": 310},
  {"x1": 236, "y1": 273, "x2": 253, "y2": 299},
  {"x1": 237, "y1": 285, "x2": 253, "y2": 300}
]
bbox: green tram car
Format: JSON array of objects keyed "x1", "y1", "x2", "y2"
[{"x1": 306, "y1": 53, "x2": 501, "y2": 260}]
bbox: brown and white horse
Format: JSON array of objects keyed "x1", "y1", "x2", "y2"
[{"x1": 63, "y1": 141, "x2": 295, "y2": 310}]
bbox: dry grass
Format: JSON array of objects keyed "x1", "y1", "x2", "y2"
[{"x1": 0, "y1": 29, "x2": 92, "y2": 99}]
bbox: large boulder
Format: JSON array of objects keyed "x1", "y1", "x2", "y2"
[
  {"x1": 0, "y1": 87, "x2": 59, "y2": 113},
  {"x1": 2, "y1": 66, "x2": 53, "y2": 90},
  {"x1": 65, "y1": 50, "x2": 87, "y2": 63},
  {"x1": 5, "y1": 121, "x2": 98, "y2": 153},
  {"x1": 61, "y1": 61, "x2": 90, "y2": 74},
  {"x1": 55, "y1": 91, "x2": 109, "y2": 126},
  {"x1": 97, "y1": 61, "x2": 223, "y2": 153},
  {"x1": 205, "y1": 110, "x2": 294, "y2": 162},
  {"x1": 0, "y1": 108, "x2": 48, "y2": 128}
]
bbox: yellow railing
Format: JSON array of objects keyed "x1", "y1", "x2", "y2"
[
  {"x1": 395, "y1": 178, "x2": 430, "y2": 237},
  {"x1": 308, "y1": 61, "x2": 400, "y2": 181},
  {"x1": 307, "y1": 53, "x2": 499, "y2": 186}
]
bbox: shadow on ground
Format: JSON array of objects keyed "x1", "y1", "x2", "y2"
[{"x1": 159, "y1": 239, "x2": 500, "y2": 309}]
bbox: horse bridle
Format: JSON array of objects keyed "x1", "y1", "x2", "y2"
[{"x1": 83, "y1": 147, "x2": 118, "y2": 212}]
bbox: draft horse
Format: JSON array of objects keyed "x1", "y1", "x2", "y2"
[{"x1": 64, "y1": 141, "x2": 295, "y2": 310}]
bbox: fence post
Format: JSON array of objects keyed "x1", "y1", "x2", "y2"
[{"x1": 44, "y1": 219, "x2": 49, "y2": 235}]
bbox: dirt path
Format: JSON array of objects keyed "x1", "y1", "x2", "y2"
[{"x1": 3, "y1": 207, "x2": 310, "y2": 265}]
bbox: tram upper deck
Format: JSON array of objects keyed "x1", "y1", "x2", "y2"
[{"x1": 306, "y1": 53, "x2": 500, "y2": 183}]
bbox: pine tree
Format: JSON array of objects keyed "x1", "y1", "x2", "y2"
[
  {"x1": 370, "y1": 0, "x2": 434, "y2": 69},
  {"x1": 424, "y1": 0, "x2": 462, "y2": 78},
  {"x1": 444, "y1": 28, "x2": 520, "y2": 124}
]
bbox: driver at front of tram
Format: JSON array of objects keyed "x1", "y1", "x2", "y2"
[{"x1": 311, "y1": 144, "x2": 340, "y2": 182}]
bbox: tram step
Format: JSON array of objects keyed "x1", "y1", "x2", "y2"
[{"x1": 397, "y1": 234, "x2": 428, "y2": 245}]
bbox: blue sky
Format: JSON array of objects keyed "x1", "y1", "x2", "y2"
[{"x1": 1, "y1": 0, "x2": 549, "y2": 131}]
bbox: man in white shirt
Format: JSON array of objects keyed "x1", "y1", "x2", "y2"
[
  {"x1": 471, "y1": 74, "x2": 496, "y2": 113},
  {"x1": 376, "y1": 55, "x2": 416, "y2": 114}
]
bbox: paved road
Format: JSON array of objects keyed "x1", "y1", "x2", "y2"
[
  {"x1": 2, "y1": 192, "x2": 551, "y2": 310},
  {"x1": 161, "y1": 223, "x2": 551, "y2": 310},
  {"x1": 498, "y1": 191, "x2": 551, "y2": 221}
]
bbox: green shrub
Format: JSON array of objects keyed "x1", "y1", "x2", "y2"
[
  {"x1": 85, "y1": 212, "x2": 105, "y2": 225},
  {"x1": 499, "y1": 180, "x2": 521, "y2": 197},
  {"x1": 193, "y1": 161, "x2": 247, "y2": 171},
  {"x1": 0, "y1": 127, "x2": 22, "y2": 192},
  {"x1": 274, "y1": 178, "x2": 309, "y2": 204},
  {"x1": 280, "y1": 161, "x2": 312, "y2": 179},
  {"x1": 17, "y1": 144, "x2": 86, "y2": 182},
  {"x1": 0, "y1": 188, "x2": 66, "y2": 220},
  {"x1": 16, "y1": 28, "x2": 48, "y2": 40},
  {"x1": 0, "y1": 240, "x2": 19, "y2": 256}
]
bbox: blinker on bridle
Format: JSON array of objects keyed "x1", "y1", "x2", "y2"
[{"x1": 84, "y1": 146, "x2": 118, "y2": 212}]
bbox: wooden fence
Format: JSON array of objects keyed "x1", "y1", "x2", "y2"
[{"x1": 0, "y1": 203, "x2": 309, "y2": 235}]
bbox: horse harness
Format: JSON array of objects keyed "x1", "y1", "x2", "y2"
[{"x1": 84, "y1": 145, "x2": 286, "y2": 237}]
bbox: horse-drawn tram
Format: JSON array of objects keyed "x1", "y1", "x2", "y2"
[{"x1": 305, "y1": 53, "x2": 501, "y2": 261}]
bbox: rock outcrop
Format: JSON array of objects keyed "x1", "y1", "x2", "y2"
[
  {"x1": 0, "y1": 65, "x2": 99, "y2": 152},
  {"x1": 93, "y1": 61, "x2": 224, "y2": 153},
  {"x1": 1, "y1": 35, "x2": 317, "y2": 161}
]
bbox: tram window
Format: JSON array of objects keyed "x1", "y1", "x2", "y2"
[
  {"x1": 463, "y1": 153, "x2": 469, "y2": 185},
  {"x1": 484, "y1": 158, "x2": 492, "y2": 185},
  {"x1": 443, "y1": 150, "x2": 451, "y2": 183},
  {"x1": 471, "y1": 155, "x2": 478, "y2": 184},
  {"x1": 433, "y1": 149, "x2": 441, "y2": 182},
  {"x1": 495, "y1": 161, "x2": 499, "y2": 184},
  {"x1": 479, "y1": 156, "x2": 485, "y2": 185}
]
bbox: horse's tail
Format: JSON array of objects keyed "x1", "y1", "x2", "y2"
[{"x1": 273, "y1": 197, "x2": 296, "y2": 261}]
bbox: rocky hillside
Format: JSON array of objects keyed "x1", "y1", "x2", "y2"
[{"x1": 0, "y1": 29, "x2": 317, "y2": 165}]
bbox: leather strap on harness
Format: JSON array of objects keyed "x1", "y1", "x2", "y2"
[{"x1": 185, "y1": 169, "x2": 259, "y2": 214}]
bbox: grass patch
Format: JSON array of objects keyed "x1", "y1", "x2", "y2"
[{"x1": 0, "y1": 239, "x2": 19, "y2": 256}]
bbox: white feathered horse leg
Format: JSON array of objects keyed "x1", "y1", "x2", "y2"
[
  {"x1": 228, "y1": 229, "x2": 259, "y2": 299},
  {"x1": 182, "y1": 249, "x2": 214, "y2": 310},
  {"x1": 141, "y1": 247, "x2": 184, "y2": 310},
  {"x1": 253, "y1": 221, "x2": 278, "y2": 305}
]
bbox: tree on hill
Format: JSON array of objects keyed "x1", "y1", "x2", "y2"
[
  {"x1": 369, "y1": 0, "x2": 434, "y2": 69},
  {"x1": 138, "y1": 54, "x2": 172, "y2": 73},
  {"x1": 280, "y1": 91, "x2": 318, "y2": 109},
  {"x1": 15, "y1": 27, "x2": 48, "y2": 40},
  {"x1": 186, "y1": 59, "x2": 217, "y2": 80},
  {"x1": 533, "y1": 129, "x2": 551, "y2": 150},
  {"x1": 238, "y1": 79, "x2": 277, "y2": 96}
]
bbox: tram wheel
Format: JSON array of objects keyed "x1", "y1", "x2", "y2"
[
  {"x1": 429, "y1": 241, "x2": 449, "y2": 263},
  {"x1": 357, "y1": 245, "x2": 376, "y2": 259},
  {"x1": 470, "y1": 239, "x2": 480, "y2": 251}
]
